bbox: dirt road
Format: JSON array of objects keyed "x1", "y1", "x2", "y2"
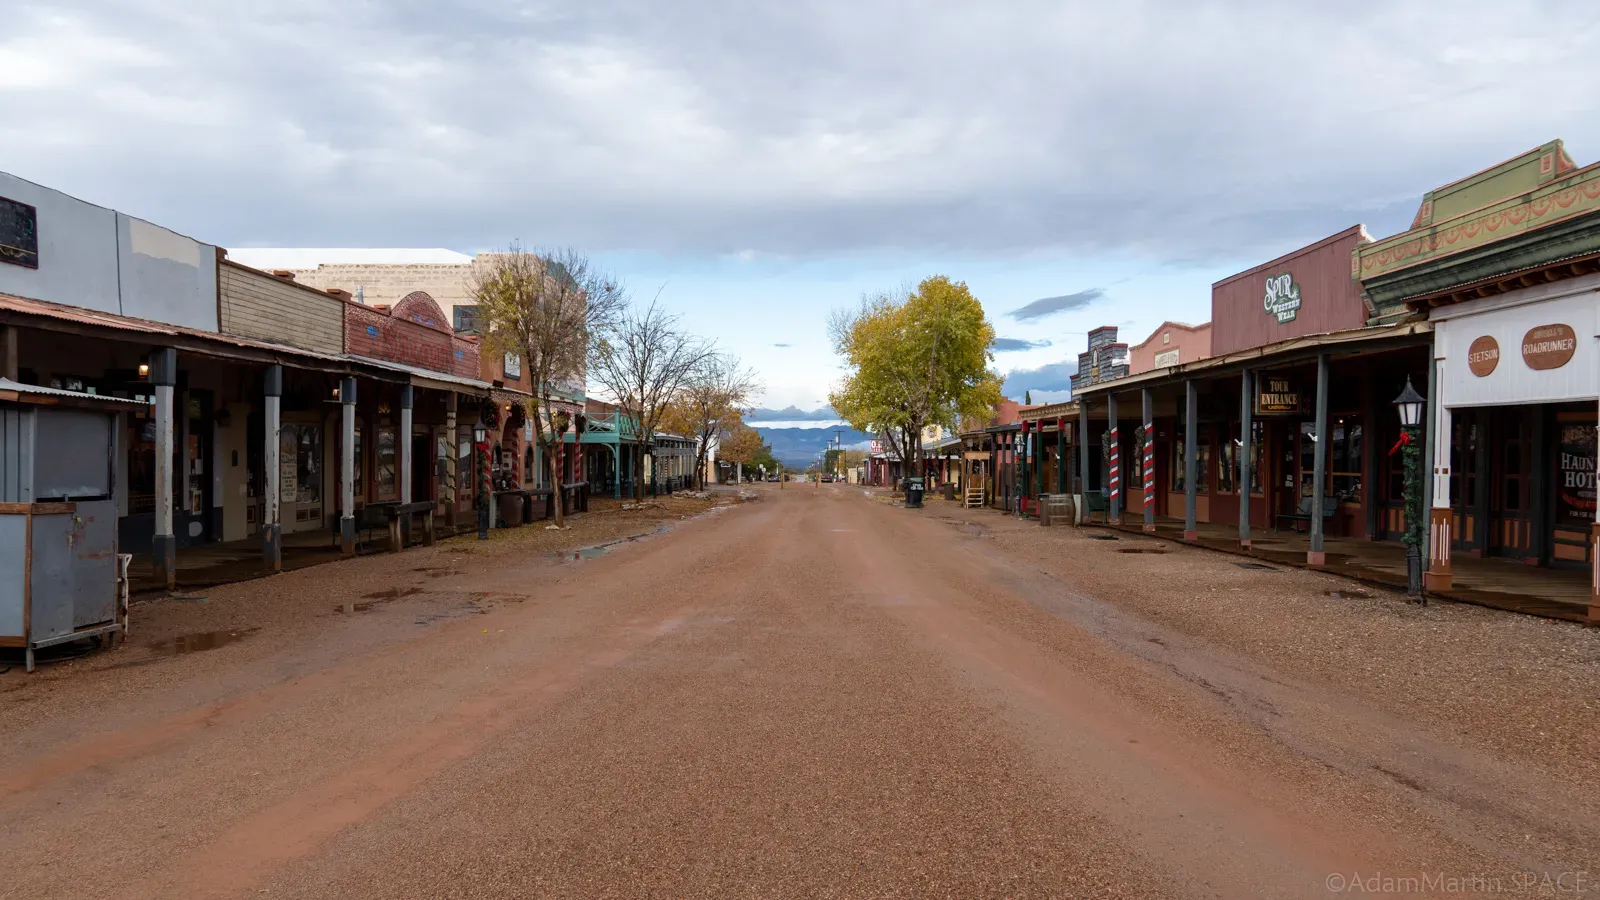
[{"x1": 2, "y1": 485, "x2": 1596, "y2": 898}]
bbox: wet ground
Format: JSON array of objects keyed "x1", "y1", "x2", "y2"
[{"x1": 0, "y1": 485, "x2": 1596, "y2": 898}]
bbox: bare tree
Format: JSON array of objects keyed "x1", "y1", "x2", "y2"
[
  {"x1": 472, "y1": 244, "x2": 626, "y2": 525},
  {"x1": 589, "y1": 298, "x2": 716, "y2": 500},
  {"x1": 661, "y1": 353, "x2": 761, "y2": 489}
]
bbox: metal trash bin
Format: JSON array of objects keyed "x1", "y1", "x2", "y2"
[{"x1": 905, "y1": 477, "x2": 925, "y2": 508}]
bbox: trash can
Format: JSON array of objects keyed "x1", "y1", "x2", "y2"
[{"x1": 906, "y1": 477, "x2": 925, "y2": 508}]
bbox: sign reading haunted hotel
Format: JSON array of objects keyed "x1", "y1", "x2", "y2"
[
  {"x1": 1255, "y1": 375, "x2": 1301, "y2": 414},
  {"x1": 1262, "y1": 273, "x2": 1301, "y2": 324}
]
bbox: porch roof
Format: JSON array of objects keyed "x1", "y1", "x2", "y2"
[
  {"x1": 1073, "y1": 320, "x2": 1432, "y2": 399},
  {"x1": 0, "y1": 290, "x2": 360, "y2": 375}
]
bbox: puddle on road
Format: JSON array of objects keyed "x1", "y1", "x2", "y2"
[
  {"x1": 1087, "y1": 533, "x2": 1119, "y2": 541},
  {"x1": 1116, "y1": 547, "x2": 1167, "y2": 554},
  {"x1": 1235, "y1": 562, "x2": 1278, "y2": 571},
  {"x1": 362, "y1": 586, "x2": 425, "y2": 600},
  {"x1": 1324, "y1": 588, "x2": 1372, "y2": 599},
  {"x1": 153, "y1": 628, "x2": 259, "y2": 655},
  {"x1": 336, "y1": 602, "x2": 375, "y2": 614},
  {"x1": 577, "y1": 547, "x2": 607, "y2": 558}
]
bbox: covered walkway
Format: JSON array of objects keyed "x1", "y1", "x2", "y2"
[{"x1": 1092, "y1": 516, "x2": 1595, "y2": 624}]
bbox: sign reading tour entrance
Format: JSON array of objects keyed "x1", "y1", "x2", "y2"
[
  {"x1": 1255, "y1": 375, "x2": 1302, "y2": 414},
  {"x1": 1467, "y1": 335, "x2": 1500, "y2": 377},
  {"x1": 1521, "y1": 324, "x2": 1577, "y2": 370},
  {"x1": 1263, "y1": 273, "x2": 1301, "y2": 324}
]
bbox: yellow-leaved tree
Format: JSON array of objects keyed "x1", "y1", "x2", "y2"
[{"x1": 829, "y1": 276, "x2": 1000, "y2": 473}]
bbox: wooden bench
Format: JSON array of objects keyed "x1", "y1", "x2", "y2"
[
  {"x1": 1276, "y1": 495, "x2": 1339, "y2": 534},
  {"x1": 349, "y1": 501, "x2": 399, "y2": 549},
  {"x1": 380, "y1": 500, "x2": 438, "y2": 551}
]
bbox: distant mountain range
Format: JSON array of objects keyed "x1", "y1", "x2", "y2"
[
  {"x1": 748, "y1": 405, "x2": 840, "y2": 422},
  {"x1": 750, "y1": 425, "x2": 872, "y2": 468}
]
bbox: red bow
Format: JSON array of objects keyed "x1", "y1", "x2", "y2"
[{"x1": 1387, "y1": 431, "x2": 1412, "y2": 456}]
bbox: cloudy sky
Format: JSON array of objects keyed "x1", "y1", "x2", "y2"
[{"x1": 4, "y1": 1, "x2": 1597, "y2": 409}]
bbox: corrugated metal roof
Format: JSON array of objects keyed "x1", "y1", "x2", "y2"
[
  {"x1": 0, "y1": 378, "x2": 148, "y2": 407},
  {"x1": 0, "y1": 291, "x2": 353, "y2": 366},
  {"x1": 1073, "y1": 320, "x2": 1432, "y2": 396}
]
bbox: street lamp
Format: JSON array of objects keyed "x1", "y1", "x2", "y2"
[
  {"x1": 473, "y1": 422, "x2": 490, "y2": 539},
  {"x1": 1392, "y1": 376, "x2": 1426, "y2": 600}
]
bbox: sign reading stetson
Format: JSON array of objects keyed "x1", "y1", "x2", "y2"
[
  {"x1": 1522, "y1": 324, "x2": 1577, "y2": 370},
  {"x1": 1255, "y1": 375, "x2": 1301, "y2": 414},
  {"x1": 1467, "y1": 335, "x2": 1500, "y2": 377}
]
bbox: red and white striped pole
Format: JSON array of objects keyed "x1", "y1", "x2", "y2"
[{"x1": 1108, "y1": 424, "x2": 1121, "y2": 523}]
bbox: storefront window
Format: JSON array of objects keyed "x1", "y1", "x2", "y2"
[
  {"x1": 128, "y1": 410, "x2": 157, "y2": 515},
  {"x1": 1249, "y1": 421, "x2": 1263, "y2": 494},
  {"x1": 295, "y1": 425, "x2": 322, "y2": 504},
  {"x1": 1450, "y1": 419, "x2": 1478, "y2": 509},
  {"x1": 1218, "y1": 426, "x2": 1237, "y2": 494},
  {"x1": 1172, "y1": 435, "x2": 1210, "y2": 493},
  {"x1": 353, "y1": 426, "x2": 364, "y2": 499},
  {"x1": 1330, "y1": 416, "x2": 1362, "y2": 502},
  {"x1": 376, "y1": 426, "x2": 397, "y2": 499}
]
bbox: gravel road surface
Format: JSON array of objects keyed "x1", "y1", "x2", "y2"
[{"x1": 1, "y1": 485, "x2": 1595, "y2": 898}]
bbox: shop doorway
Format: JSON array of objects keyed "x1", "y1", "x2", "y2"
[
  {"x1": 1489, "y1": 407, "x2": 1534, "y2": 558},
  {"x1": 412, "y1": 432, "x2": 432, "y2": 502}
]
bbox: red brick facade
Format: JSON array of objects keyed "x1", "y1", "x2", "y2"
[{"x1": 343, "y1": 291, "x2": 478, "y2": 379}]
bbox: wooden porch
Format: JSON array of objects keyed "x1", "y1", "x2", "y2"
[{"x1": 1096, "y1": 516, "x2": 1596, "y2": 625}]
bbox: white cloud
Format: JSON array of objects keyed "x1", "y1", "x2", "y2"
[{"x1": 2, "y1": 0, "x2": 1596, "y2": 263}]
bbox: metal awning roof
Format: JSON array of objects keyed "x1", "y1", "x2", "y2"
[
  {"x1": 0, "y1": 378, "x2": 150, "y2": 409},
  {"x1": 1073, "y1": 320, "x2": 1432, "y2": 398},
  {"x1": 0, "y1": 291, "x2": 362, "y2": 373}
]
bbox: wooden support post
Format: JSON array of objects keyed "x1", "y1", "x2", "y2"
[
  {"x1": 150, "y1": 348, "x2": 178, "y2": 590},
  {"x1": 1239, "y1": 369, "x2": 1252, "y2": 549},
  {"x1": 444, "y1": 393, "x2": 458, "y2": 529},
  {"x1": 1425, "y1": 355, "x2": 1453, "y2": 590},
  {"x1": 1184, "y1": 380, "x2": 1197, "y2": 542},
  {"x1": 263, "y1": 364, "x2": 283, "y2": 571},
  {"x1": 1309, "y1": 354, "x2": 1329, "y2": 565},
  {"x1": 340, "y1": 377, "x2": 357, "y2": 556},
  {"x1": 1108, "y1": 393, "x2": 1121, "y2": 525},
  {"x1": 1142, "y1": 388, "x2": 1155, "y2": 532}
]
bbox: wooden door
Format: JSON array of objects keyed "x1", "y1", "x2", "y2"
[{"x1": 1489, "y1": 408, "x2": 1533, "y2": 556}]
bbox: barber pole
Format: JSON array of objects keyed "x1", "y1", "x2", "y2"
[
  {"x1": 1142, "y1": 432, "x2": 1154, "y2": 511},
  {"x1": 1108, "y1": 426, "x2": 1121, "y2": 512}
]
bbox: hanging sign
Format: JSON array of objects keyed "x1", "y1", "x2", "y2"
[
  {"x1": 1255, "y1": 375, "x2": 1302, "y2": 414},
  {"x1": 1263, "y1": 273, "x2": 1302, "y2": 324},
  {"x1": 1467, "y1": 335, "x2": 1500, "y2": 377},
  {"x1": 0, "y1": 196, "x2": 38, "y2": 269},
  {"x1": 1521, "y1": 324, "x2": 1577, "y2": 370}
]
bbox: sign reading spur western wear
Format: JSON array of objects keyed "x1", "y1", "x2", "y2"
[
  {"x1": 1255, "y1": 375, "x2": 1302, "y2": 414},
  {"x1": 1263, "y1": 273, "x2": 1302, "y2": 324}
]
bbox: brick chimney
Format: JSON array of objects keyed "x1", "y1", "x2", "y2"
[
  {"x1": 270, "y1": 270, "x2": 296, "y2": 281},
  {"x1": 325, "y1": 288, "x2": 353, "y2": 302}
]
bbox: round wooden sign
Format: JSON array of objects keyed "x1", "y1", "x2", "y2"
[
  {"x1": 1466, "y1": 335, "x2": 1500, "y2": 377},
  {"x1": 1521, "y1": 324, "x2": 1577, "y2": 371}
]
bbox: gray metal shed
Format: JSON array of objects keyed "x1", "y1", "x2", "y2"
[{"x1": 0, "y1": 379, "x2": 139, "y2": 671}]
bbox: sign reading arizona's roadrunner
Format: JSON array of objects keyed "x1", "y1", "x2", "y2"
[
  {"x1": 1263, "y1": 273, "x2": 1302, "y2": 324},
  {"x1": 1521, "y1": 324, "x2": 1577, "y2": 370}
]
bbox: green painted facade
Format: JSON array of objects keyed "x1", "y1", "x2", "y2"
[{"x1": 1356, "y1": 140, "x2": 1600, "y2": 314}]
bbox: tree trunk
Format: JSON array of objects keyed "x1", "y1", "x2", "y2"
[
  {"x1": 633, "y1": 446, "x2": 645, "y2": 502},
  {"x1": 546, "y1": 439, "x2": 564, "y2": 526}
]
